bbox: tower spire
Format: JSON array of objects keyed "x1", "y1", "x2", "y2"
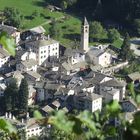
[
  {"x1": 81, "y1": 17, "x2": 89, "y2": 52},
  {"x1": 83, "y1": 17, "x2": 89, "y2": 26}
]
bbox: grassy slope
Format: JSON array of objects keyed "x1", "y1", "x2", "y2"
[
  {"x1": 0, "y1": 0, "x2": 65, "y2": 29},
  {"x1": 0, "y1": 0, "x2": 122, "y2": 48},
  {"x1": 0, "y1": 0, "x2": 81, "y2": 47}
]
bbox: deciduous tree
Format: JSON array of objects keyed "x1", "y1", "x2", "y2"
[{"x1": 107, "y1": 28, "x2": 120, "y2": 43}]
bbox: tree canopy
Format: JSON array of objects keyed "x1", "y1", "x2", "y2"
[
  {"x1": 107, "y1": 28, "x2": 120, "y2": 43},
  {"x1": 89, "y1": 21, "x2": 106, "y2": 41},
  {"x1": 3, "y1": 7, "x2": 23, "y2": 28}
]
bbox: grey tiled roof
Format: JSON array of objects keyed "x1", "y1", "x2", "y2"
[
  {"x1": 64, "y1": 48, "x2": 84, "y2": 57},
  {"x1": 0, "y1": 48, "x2": 10, "y2": 58},
  {"x1": 0, "y1": 24, "x2": 17, "y2": 35},
  {"x1": 30, "y1": 26, "x2": 46, "y2": 34},
  {"x1": 25, "y1": 71, "x2": 41, "y2": 79},
  {"x1": 20, "y1": 59, "x2": 37, "y2": 68},
  {"x1": 27, "y1": 38, "x2": 58, "y2": 47},
  {"x1": 76, "y1": 92, "x2": 102, "y2": 101},
  {"x1": 84, "y1": 71, "x2": 110, "y2": 84},
  {"x1": 128, "y1": 72, "x2": 140, "y2": 81},
  {"x1": 100, "y1": 79, "x2": 126, "y2": 87}
]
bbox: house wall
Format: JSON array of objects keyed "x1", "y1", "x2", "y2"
[
  {"x1": 122, "y1": 102, "x2": 137, "y2": 112},
  {"x1": 36, "y1": 88, "x2": 45, "y2": 102},
  {"x1": 71, "y1": 53, "x2": 85, "y2": 65},
  {"x1": 74, "y1": 96, "x2": 102, "y2": 112},
  {"x1": 104, "y1": 91, "x2": 120, "y2": 103},
  {"x1": 16, "y1": 63, "x2": 37, "y2": 72},
  {"x1": 92, "y1": 98, "x2": 102, "y2": 112},
  {"x1": 0, "y1": 56, "x2": 9, "y2": 68},
  {"x1": 12, "y1": 31, "x2": 20, "y2": 45},
  {"x1": 82, "y1": 86, "x2": 95, "y2": 93},
  {"x1": 26, "y1": 126, "x2": 43, "y2": 139},
  {"x1": 25, "y1": 74, "x2": 40, "y2": 82},
  {"x1": 98, "y1": 52, "x2": 111, "y2": 67},
  {"x1": 36, "y1": 42, "x2": 59, "y2": 65}
]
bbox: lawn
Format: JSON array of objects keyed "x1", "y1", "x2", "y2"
[
  {"x1": 43, "y1": 15, "x2": 81, "y2": 47},
  {"x1": 112, "y1": 39, "x2": 123, "y2": 48},
  {"x1": 0, "y1": 0, "x2": 82, "y2": 47},
  {"x1": 0, "y1": 0, "x2": 65, "y2": 29}
]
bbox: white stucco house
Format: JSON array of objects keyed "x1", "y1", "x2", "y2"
[
  {"x1": 25, "y1": 36, "x2": 59, "y2": 65},
  {"x1": 87, "y1": 46, "x2": 112, "y2": 67},
  {"x1": 16, "y1": 59, "x2": 37, "y2": 72},
  {"x1": 100, "y1": 78, "x2": 126, "y2": 100},
  {"x1": 0, "y1": 24, "x2": 20, "y2": 44},
  {"x1": 0, "y1": 83, "x2": 6, "y2": 97},
  {"x1": 74, "y1": 92, "x2": 102, "y2": 112},
  {"x1": 100, "y1": 87, "x2": 120, "y2": 103},
  {"x1": 0, "y1": 48, "x2": 10, "y2": 68}
]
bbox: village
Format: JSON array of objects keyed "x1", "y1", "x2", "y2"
[{"x1": 0, "y1": 17, "x2": 140, "y2": 139}]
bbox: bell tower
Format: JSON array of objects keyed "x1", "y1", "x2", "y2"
[{"x1": 81, "y1": 17, "x2": 89, "y2": 52}]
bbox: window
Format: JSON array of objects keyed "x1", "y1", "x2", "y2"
[
  {"x1": 44, "y1": 50, "x2": 46, "y2": 53},
  {"x1": 44, "y1": 55, "x2": 46, "y2": 58},
  {"x1": 41, "y1": 56, "x2": 43, "y2": 59},
  {"x1": 41, "y1": 51, "x2": 43, "y2": 54}
]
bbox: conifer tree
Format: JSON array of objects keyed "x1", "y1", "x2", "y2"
[
  {"x1": 18, "y1": 78, "x2": 29, "y2": 113},
  {"x1": 4, "y1": 78, "x2": 18, "y2": 112},
  {"x1": 120, "y1": 32, "x2": 134, "y2": 61}
]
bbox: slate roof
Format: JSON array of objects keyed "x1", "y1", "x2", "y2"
[
  {"x1": 26, "y1": 118, "x2": 40, "y2": 129},
  {"x1": 25, "y1": 71, "x2": 41, "y2": 79},
  {"x1": 35, "y1": 81, "x2": 45, "y2": 89},
  {"x1": 127, "y1": 72, "x2": 140, "y2": 81},
  {"x1": 0, "y1": 24, "x2": 17, "y2": 35},
  {"x1": 64, "y1": 48, "x2": 84, "y2": 57},
  {"x1": 44, "y1": 83, "x2": 60, "y2": 90},
  {"x1": 62, "y1": 61, "x2": 87, "y2": 71},
  {"x1": 0, "y1": 48, "x2": 10, "y2": 58},
  {"x1": 88, "y1": 47, "x2": 105, "y2": 58},
  {"x1": 27, "y1": 38, "x2": 58, "y2": 47},
  {"x1": 100, "y1": 79, "x2": 126, "y2": 87},
  {"x1": 41, "y1": 105, "x2": 54, "y2": 113},
  {"x1": 51, "y1": 100, "x2": 61, "y2": 108},
  {"x1": 120, "y1": 99, "x2": 137, "y2": 109},
  {"x1": 83, "y1": 17, "x2": 89, "y2": 26},
  {"x1": 76, "y1": 92, "x2": 102, "y2": 101},
  {"x1": 102, "y1": 87, "x2": 119, "y2": 95},
  {"x1": 20, "y1": 59, "x2": 37, "y2": 68},
  {"x1": 5, "y1": 70, "x2": 24, "y2": 79},
  {"x1": 16, "y1": 50, "x2": 26, "y2": 60},
  {"x1": 30, "y1": 26, "x2": 46, "y2": 34},
  {"x1": 84, "y1": 71, "x2": 110, "y2": 84}
]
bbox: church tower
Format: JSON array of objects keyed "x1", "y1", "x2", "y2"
[{"x1": 81, "y1": 17, "x2": 89, "y2": 52}]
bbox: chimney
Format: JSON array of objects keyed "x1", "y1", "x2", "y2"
[
  {"x1": 21, "y1": 118, "x2": 24, "y2": 123},
  {"x1": 1, "y1": 21, "x2": 4, "y2": 25},
  {"x1": 48, "y1": 35, "x2": 50, "y2": 40},
  {"x1": 26, "y1": 112, "x2": 29, "y2": 119},
  {"x1": 12, "y1": 115, "x2": 16, "y2": 120},
  {"x1": 93, "y1": 73, "x2": 95, "y2": 77},
  {"x1": 5, "y1": 112, "x2": 8, "y2": 118},
  {"x1": 9, "y1": 112, "x2": 12, "y2": 119}
]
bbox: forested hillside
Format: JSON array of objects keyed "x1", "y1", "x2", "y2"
[{"x1": 49, "y1": 0, "x2": 140, "y2": 22}]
